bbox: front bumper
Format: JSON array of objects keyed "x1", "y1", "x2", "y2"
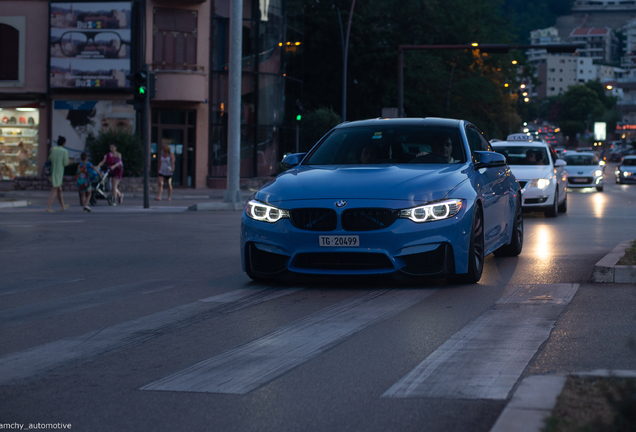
[
  {"x1": 519, "y1": 181, "x2": 555, "y2": 211},
  {"x1": 240, "y1": 199, "x2": 474, "y2": 277}
]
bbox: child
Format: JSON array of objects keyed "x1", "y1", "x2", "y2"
[{"x1": 76, "y1": 152, "x2": 101, "y2": 212}]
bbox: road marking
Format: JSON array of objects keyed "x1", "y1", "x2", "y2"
[
  {"x1": 0, "y1": 287, "x2": 301, "y2": 384},
  {"x1": 0, "y1": 278, "x2": 84, "y2": 296},
  {"x1": 141, "y1": 288, "x2": 437, "y2": 394},
  {"x1": 0, "y1": 280, "x2": 188, "y2": 330},
  {"x1": 382, "y1": 284, "x2": 579, "y2": 400}
]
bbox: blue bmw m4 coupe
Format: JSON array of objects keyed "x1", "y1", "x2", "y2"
[{"x1": 241, "y1": 117, "x2": 523, "y2": 283}]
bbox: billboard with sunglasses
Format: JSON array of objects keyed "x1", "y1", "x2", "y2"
[{"x1": 50, "y1": 1, "x2": 132, "y2": 89}]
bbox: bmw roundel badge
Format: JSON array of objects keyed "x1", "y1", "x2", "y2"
[{"x1": 335, "y1": 200, "x2": 347, "y2": 208}]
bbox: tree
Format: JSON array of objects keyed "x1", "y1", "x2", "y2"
[
  {"x1": 556, "y1": 85, "x2": 605, "y2": 143},
  {"x1": 301, "y1": 107, "x2": 342, "y2": 151}
]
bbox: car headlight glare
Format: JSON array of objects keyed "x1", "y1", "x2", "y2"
[
  {"x1": 529, "y1": 178, "x2": 551, "y2": 189},
  {"x1": 246, "y1": 200, "x2": 289, "y2": 223},
  {"x1": 625, "y1": 172, "x2": 632, "y2": 177},
  {"x1": 399, "y1": 199, "x2": 462, "y2": 223},
  {"x1": 594, "y1": 169, "x2": 603, "y2": 177}
]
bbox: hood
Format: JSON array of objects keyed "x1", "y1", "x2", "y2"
[
  {"x1": 508, "y1": 165, "x2": 554, "y2": 181},
  {"x1": 256, "y1": 164, "x2": 469, "y2": 205}
]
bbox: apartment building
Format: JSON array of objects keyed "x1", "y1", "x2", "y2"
[{"x1": 0, "y1": 0, "x2": 288, "y2": 188}]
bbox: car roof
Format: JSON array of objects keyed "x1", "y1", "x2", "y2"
[
  {"x1": 335, "y1": 117, "x2": 463, "y2": 129},
  {"x1": 564, "y1": 152, "x2": 596, "y2": 157},
  {"x1": 491, "y1": 140, "x2": 550, "y2": 148},
  {"x1": 623, "y1": 155, "x2": 636, "y2": 160}
]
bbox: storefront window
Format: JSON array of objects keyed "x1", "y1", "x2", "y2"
[{"x1": 0, "y1": 107, "x2": 39, "y2": 179}]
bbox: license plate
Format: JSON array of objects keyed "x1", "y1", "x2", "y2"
[
  {"x1": 319, "y1": 236, "x2": 359, "y2": 247},
  {"x1": 570, "y1": 178, "x2": 587, "y2": 183}
]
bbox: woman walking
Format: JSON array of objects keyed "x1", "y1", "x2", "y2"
[
  {"x1": 96, "y1": 142, "x2": 124, "y2": 205},
  {"x1": 45, "y1": 136, "x2": 69, "y2": 213},
  {"x1": 155, "y1": 144, "x2": 175, "y2": 201}
]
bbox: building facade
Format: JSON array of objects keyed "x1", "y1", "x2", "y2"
[{"x1": 0, "y1": 0, "x2": 288, "y2": 188}]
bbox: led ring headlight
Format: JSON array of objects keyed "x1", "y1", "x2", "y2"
[
  {"x1": 399, "y1": 199, "x2": 462, "y2": 223},
  {"x1": 246, "y1": 200, "x2": 289, "y2": 223}
]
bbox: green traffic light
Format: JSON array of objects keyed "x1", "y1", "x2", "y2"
[
  {"x1": 296, "y1": 114, "x2": 301, "y2": 121},
  {"x1": 138, "y1": 87, "x2": 146, "y2": 95}
]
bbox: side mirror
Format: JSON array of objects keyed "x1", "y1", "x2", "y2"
[
  {"x1": 473, "y1": 151, "x2": 507, "y2": 169},
  {"x1": 554, "y1": 159, "x2": 567, "y2": 167},
  {"x1": 280, "y1": 153, "x2": 306, "y2": 170}
]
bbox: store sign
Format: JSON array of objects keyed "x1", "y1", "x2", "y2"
[
  {"x1": 49, "y1": 2, "x2": 132, "y2": 90},
  {"x1": 616, "y1": 124, "x2": 636, "y2": 131},
  {"x1": 594, "y1": 122, "x2": 606, "y2": 141}
]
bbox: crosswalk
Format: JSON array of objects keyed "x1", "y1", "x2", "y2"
[{"x1": 0, "y1": 279, "x2": 578, "y2": 400}]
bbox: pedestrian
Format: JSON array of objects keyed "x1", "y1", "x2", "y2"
[
  {"x1": 45, "y1": 136, "x2": 70, "y2": 213},
  {"x1": 17, "y1": 142, "x2": 30, "y2": 177},
  {"x1": 76, "y1": 152, "x2": 102, "y2": 212},
  {"x1": 96, "y1": 142, "x2": 124, "y2": 205},
  {"x1": 155, "y1": 144, "x2": 175, "y2": 201}
]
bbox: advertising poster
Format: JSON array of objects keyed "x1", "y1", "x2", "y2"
[
  {"x1": 50, "y1": 2, "x2": 132, "y2": 89},
  {"x1": 52, "y1": 100, "x2": 135, "y2": 158}
]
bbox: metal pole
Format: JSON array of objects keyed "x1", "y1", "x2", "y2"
[
  {"x1": 296, "y1": 123, "x2": 299, "y2": 153},
  {"x1": 143, "y1": 64, "x2": 150, "y2": 209},
  {"x1": 342, "y1": 0, "x2": 355, "y2": 122},
  {"x1": 225, "y1": 0, "x2": 243, "y2": 203},
  {"x1": 397, "y1": 47, "x2": 403, "y2": 118}
]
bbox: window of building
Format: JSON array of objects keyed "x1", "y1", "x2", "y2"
[
  {"x1": 153, "y1": 8, "x2": 197, "y2": 71},
  {"x1": 0, "y1": 16, "x2": 25, "y2": 87}
]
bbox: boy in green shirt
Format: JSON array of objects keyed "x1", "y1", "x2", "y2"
[{"x1": 45, "y1": 136, "x2": 70, "y2": 213}]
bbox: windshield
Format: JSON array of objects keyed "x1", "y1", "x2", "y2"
[
  {"x1": 622, "y1": 158, "x2": 636, "y2": 166},
  {"x1": 305, "y1": 125, "x2": 466, "y2": 165},
  {"x1": 564, "y1": 155, "x2": 597, "y2": 166},
  {"x1": 492, "y1": 145, "x2": 550, "y2": 166}
]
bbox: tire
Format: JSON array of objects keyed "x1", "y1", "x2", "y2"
[
  {"x1": 455, "y1": 205, "x2": 484, "y2": 284},
  {"x1": 494, "y1": 198, "x2": 523, "y2": 257},
  {"x1": 89, "y1": 195, "x2": 96, "y2": 206},
  {"x1": 245, "y1": 244, "x2": 268, "y2": 282},
  {"x1": 596, "y1": 185, "x2": 604, "y2": 192},
  {"x1": 107, "y1": 194, "x2": 116, "y2": 206},
  {"x1": 545, "y1": 188, "x2": 558, "y2": 218},
  {"x1": 558, "y1": 191, "x2": 567, "y2": 213}
]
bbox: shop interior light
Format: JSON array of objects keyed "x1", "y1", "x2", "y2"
[{"x1": 16, "y1": 108, "x2": 37, "y2": 111}]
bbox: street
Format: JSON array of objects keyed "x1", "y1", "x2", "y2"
[{"x1": 1, "y1": 168, "x2": 636, "y2": 432}]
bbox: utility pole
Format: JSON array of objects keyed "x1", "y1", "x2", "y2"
[{"x1": 225, "y1": 0, "x2": 243, "y2": 204}]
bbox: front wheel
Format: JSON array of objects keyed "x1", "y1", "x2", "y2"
[
  {"x1": 558, "y1": 191, "x2": 567, "y2": 213},
  {"x1": 455, "y1": 205, "x2": 484, "y2": 283},
  {"x1": 107, "y1": 194, "x2": 116, "y2": 206},
  {"x1": 494, "y1": 198, "x2": 523, "y2": 257},
  {"x1": 545, "y1": 189, "x2": 558, "y2": 218},
  {"x1": 596, "y1": 185, "x2": 604, "y2": 192}
]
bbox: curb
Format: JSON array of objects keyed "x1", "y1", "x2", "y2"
[
  {"x1": 188, "y1": 202, "x2": 244, "y2": 211},
  {"x1": 0, "y1": 200, "x2": 29, "y2": 208},
  {"x1": 590, "y1": 239, "x2": 636, "y2": 283},
  {"x1": 490, "y1": 370, "x2": 636, "y2": 432}
]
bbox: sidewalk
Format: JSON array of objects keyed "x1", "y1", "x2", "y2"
[{"x1": 0, "y1": 188, "x2": 252, "y2": 212}]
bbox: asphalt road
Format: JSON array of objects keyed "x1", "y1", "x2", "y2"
[{"x1": 1, "y1": 164, "x2": 635, "y2": 432}]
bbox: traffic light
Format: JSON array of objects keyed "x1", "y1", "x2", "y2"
[
  {"x1": 133, "y1": 70, "x2": 148, "y2": 100},
  {"x1": 294, "y1": 100, "x2": 303, "y2": 121}
]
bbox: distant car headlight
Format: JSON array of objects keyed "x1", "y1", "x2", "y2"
[
  {"x1": 529, "y1": 178, "x2": 551, "y2": 189},
  {"x1": 246, "y1": 200, "x2": 290, "y2": 223},
  {"x1": 599, "y1": 161, "x2": 606, "y2": 166},
  {"x1": 594, "y1": 170, "x2": 603, "y2": 177},
  {"x1": 399, "y1": 199, "x2": 463, "y2": 223}
]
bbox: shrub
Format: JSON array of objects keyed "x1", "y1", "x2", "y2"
[{"x1": 85, "y1": 130, "x2": 143, "y2": 177}]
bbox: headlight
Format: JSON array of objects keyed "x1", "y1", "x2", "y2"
[
  {"x1": 625, "y1": 172, "x2": 632, "y2": 177},
  {"x1": 245, "y1": 200, "x2": 290, "y2": 223},
  {"x1": 594, "y1": 170, "x2": 603, "y2": 177},
  {"x1": 529, "y1": 178, "x2": 551, "y2": 189},
  {"x1": 599, "y1": 161, "x2": 606, "y2": 166},
  {"x1": 399, "y1": 199, "x2": 463, "y2": 223}
]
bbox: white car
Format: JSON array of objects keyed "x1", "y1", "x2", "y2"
[
  {"x1": 562, "y1": 151, "x2": 604, "y2": 191},
  {"x1": 492, "y1": 139, "x2": 568, "y2": 217},
  {"x1": 615, "y1": 155, "x2": 636, "y2": 184}
]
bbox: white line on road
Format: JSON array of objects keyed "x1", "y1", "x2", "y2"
[
  {"x1": 0, "y1": 280, "x2": 188, "y2": 329},
  {"x1": 0, "y1": 287, "x2": 301, "y2": 384},
  {"x1": 141, "y1": 288, "x2": 437, "y2": 395},
  {"x1": 382, "y1": 284, "x2": 579, "y2": 400}
]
